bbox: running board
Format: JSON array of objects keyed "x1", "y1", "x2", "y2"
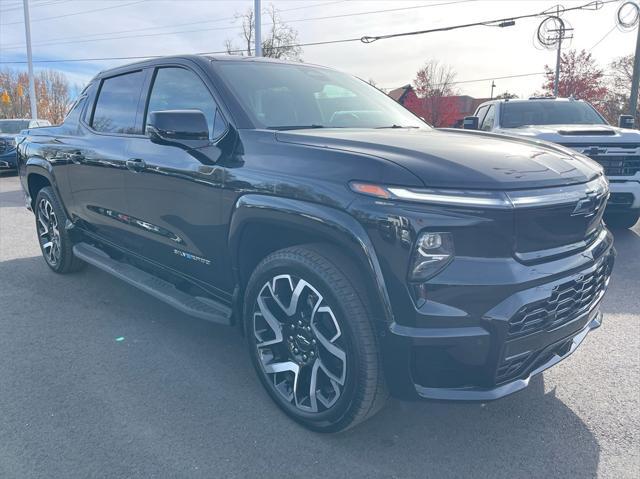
[{"x1": 73, "y1": 242, "x2": 231, "y2": 325}]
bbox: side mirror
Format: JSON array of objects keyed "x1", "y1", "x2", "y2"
[
  {"x1": 463, "y1": 116, "x2": 479, "y2": 130},
  {"x1": 147, "y1": 110, "x2": 209, "y2": 148},
  {"x1": 619, "y1": 115, "x2": 635, "y2": 129}
]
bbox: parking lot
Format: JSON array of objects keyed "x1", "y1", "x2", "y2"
[{"x1": 0, "y1": 172, "x2": 638, "y2": 478}]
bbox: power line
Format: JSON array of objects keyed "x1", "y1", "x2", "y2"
[
  {"x1": 589, "y1": 24, "x2": 618, "y2": 50},
  {"x1": 0, "y1": 0, "x2": 472, "y2": 50},
  {"x1": 0, "y1": 0, "x2": 73, "y2": 13},
  {"x1": 0, "y1": 0, "x2": 617, "y2": 66},
  {"x1": 361, "y1": 0, "x2": 618, "y2": 43},
  {"x1": 0, "y1": 37, "x2": 365, "y2": 64},
  {"x1": 0, "y1": 0, "x2": 346, "y2": 48},
  {"x1": 0, "y1": 0, "x2": 148, "y2": 26}
]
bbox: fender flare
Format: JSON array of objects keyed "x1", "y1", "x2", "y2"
[
  {"x1": 24, "y1": 158, "x2": 59, "y2": 206},
  {"x1": 228, "y1": 194, "x2": 395, "y2": 326}
]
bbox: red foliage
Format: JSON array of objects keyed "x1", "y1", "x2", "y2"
[{"x1": 543, "y1": 49, "x2": 609, "y2": 107}]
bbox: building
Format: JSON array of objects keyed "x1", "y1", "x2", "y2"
[{"x1": 388, "y1": 85, "x2": 490, "y2": 128}]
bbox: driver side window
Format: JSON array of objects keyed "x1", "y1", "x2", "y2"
[
  {"x1": 146, "y1": 67, "x2": 227, "y2": 140},
  {"x1": 480, "y1": 105, "x2": 495, "y2": 131}
]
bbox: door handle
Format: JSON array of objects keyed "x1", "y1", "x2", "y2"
[{"x1": 126, "y1": 158, "x2": 146, "y2": 172}]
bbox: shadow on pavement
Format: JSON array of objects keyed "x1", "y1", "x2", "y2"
[{"x1": 0, "y1": 255, "x2": 604, "y2": 478}]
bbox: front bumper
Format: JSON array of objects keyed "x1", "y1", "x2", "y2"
[
  {"x1": 414, "y1": 309, "x2": 601, "y2": 401},
  {"x1": 608, "y1": 179, "x2": 640, "y2": 211},
  {"x1": 0, "y1": 149, "x2": 17, "y2": 169},
  {"x1": 379, "y1": 230, "x2": 615, "y2": 401}
]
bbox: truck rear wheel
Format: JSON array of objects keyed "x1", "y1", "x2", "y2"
[
  {"x1": 244, "y1": 245, "x2": 387, "y2": 432},
  {"x1": 34, "y1": 187, "x2": 85, "y2": 273},
  {"x1": 604, "y1": 210, "x2": 640, "y2": 230}
]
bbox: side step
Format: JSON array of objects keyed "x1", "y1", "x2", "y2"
[{"x1": 73, "y1": 242, "x2": 232, "y2": 325}]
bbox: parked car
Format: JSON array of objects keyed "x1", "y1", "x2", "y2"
[
  {"x1": 0, "y1": 118, "x2": 51, "y2": 172},
  {"x1": 464, "y1": 97, "x2": 640, "y2": 229},
  {"x1": 16, "y1": 56, "x2": 615, "y2": 431}
]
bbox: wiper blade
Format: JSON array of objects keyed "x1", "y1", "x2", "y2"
[
  {"x1": 267, "y1": 125, "x2": 325, "y2": 131},
  {"x1": 375, "y1": 125, "x2": 420, "y2": 129}
]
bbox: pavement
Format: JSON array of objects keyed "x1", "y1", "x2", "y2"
[{"x1": 0, "y1": 173, "x2": 639, "y2": 479}]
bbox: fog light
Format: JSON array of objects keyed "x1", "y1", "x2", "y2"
[{"x1": 410, "y1": 232, "x2": 454, "y2": 281}]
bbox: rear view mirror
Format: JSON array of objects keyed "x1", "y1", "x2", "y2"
[
  {"x1": 619, "y1": 115, "x2": 634, "y2": 129},
  {"x1": 463, "y1": 116, "x2": 479, "y2": 130},
  {"x1": 147, "y1": 110, "x2": 209, "y2": 148}
]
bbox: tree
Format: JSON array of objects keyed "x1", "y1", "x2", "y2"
[
  {"x1": 495, "y1": 91, "x2": 518, "y2": 100},
  {"x1": 412, "y1": 61, "x2": 459, "y2": 127},
  {"x1": 542, "y1": 49, "x2": 608, "y2": 108},
  {"x1": 0, "y1": 68, "x2": 71, "y2": 124},
  {"x1": 601, "y1": 54, "x2": 636, "y2": 125},
  {"x1": 225, "y1": 4, "x2": 302, "y2": 60}
]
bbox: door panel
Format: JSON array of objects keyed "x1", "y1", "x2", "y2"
[
  {"x1": 124, "y1": 139, "x2": 227, "y2": 292},
  {"x1": 122, "y1": 66, "x2": 231, "y2": 295},
  {"x1": 67, "y1": 70, "x2": 148, "y2": 246},
  {"x1": 66, "y1": 134, "x2": 129, "y2": 244}
]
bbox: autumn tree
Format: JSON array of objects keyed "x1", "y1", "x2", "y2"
[
  {"x1": 542, "y1": 49, "x2": 608, "y2": 108},
  {"x1": 225, "y1": 3, "x2": 302, "y2": 60},
  {"x1": 413, "y1": 61, "x2": 459, "y2": 127},
  {"x1": 0, "y1": 68, "x2": 71, "y2": 124}
]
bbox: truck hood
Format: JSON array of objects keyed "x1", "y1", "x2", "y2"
[
  {"x1": 495, "y1": 124, "x2": 640, "y2": 146},
  {"x1": 275, "y1": 128, "x2": 601, "y2": 190}
]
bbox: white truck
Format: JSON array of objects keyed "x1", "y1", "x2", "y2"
[{"x1": 464, "y1": 98, "x2": 640, "y2": 229}]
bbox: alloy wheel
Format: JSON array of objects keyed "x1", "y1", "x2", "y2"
[
  {"x1": 252, "y1": 274, "x2": 347, "y2": 413},
  {"x1": 37, "y1": 198, "x2": 61, "y2": 267}
]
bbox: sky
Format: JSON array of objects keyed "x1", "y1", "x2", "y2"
[{"x1": 0, "y1": 0, "x2": 635, "y2": 99}]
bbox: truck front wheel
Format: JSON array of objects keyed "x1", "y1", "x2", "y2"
[{"x1": 244, "y1": 245, "x2": 387, "y2": 432}]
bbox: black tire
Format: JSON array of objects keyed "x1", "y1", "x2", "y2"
[
  {"x1": 604, "y1": 210, "x2": 640, "y2": 230},
  {"x1": 34, "y1": 187, "x2": 85, "y2": 273},
  {"x1": 244, "y1": 244, "x2": 387, "y2": 432}
]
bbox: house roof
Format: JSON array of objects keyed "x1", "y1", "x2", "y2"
[{"x1": 388, "y1": 84, "x2": 413, "y2": 103}]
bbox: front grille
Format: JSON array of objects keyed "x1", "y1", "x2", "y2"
[
  {"x1": 588, "y1": 155, "x2": 640, "y2": 176},
  {"x1": 0, "y1": 138, "x2": 8, "y2": 154},
  {"x1": 609, "y1": 192, "x2": 635, "y2": 208},
  {"x1": 508, "y1": 258, "x2": 613, "y2": 339},
  {"x1": 496, "y1": 338, "x2": 573, "y2": 385}
]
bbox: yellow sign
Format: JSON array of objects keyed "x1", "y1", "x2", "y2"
[
  {"x1": 17, "y1": 84, "x2": 24, "y2": 97},
  {"x1": 1, "y1": 90, "x2": 10, "y2": 104}
]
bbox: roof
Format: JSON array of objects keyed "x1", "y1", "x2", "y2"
[
  {"x1": 481, "y1": 97, "x2": 583, "y2": 105},
  {"x1": 388, "y1": 84, "x2": 413, "y2": 103},
  {"x1": 95, "y1": 54, "x2": 331, "y2": 80}
]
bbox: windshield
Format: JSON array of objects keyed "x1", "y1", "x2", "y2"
[
  {"x1": 0, "y1": 120, "x2": 30, "y2": 134},
  {"x1": 217, "y1": 62, "x2": 427, "y2": 130},
  {"x1": 501, "y1": 101, "x2": 607, "y2": 128}
]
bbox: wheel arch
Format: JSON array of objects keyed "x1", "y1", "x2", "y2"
[
  {"x1": 228, "y1": 194, "x2": 395, "y2": 330},
  {"x1": 25, "y1": 160, "x2": 56, "y2": 210}
]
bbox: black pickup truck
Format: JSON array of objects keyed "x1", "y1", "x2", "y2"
[{"x1": 16, "y1": 55, "x2": 615, "y2": 432}]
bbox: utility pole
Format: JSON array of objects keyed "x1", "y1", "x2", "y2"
[
  {"x1": 490, "y1": 81, "x2": 496, "y2": 99},
  {"x1": 629, "y1": 23, "x2": 640, "y2": 120},
  {"x1": 553, "y1": 33, "x2": 562, "y2": 96},
  {"x1": 254, "y1": 0, "x2": 262, "y2": 57},
  {"x1": 23, "y1": 0, "x2": 37, "y2": 120},
  {"x1": 553, "y1": 6, "x2": 562, "y2": 97}
]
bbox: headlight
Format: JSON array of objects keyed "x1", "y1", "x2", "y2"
[
  {"x1": 350, "y1": 181, "x2": 510, "y2": 208},
  {"x1": 410, "y1": 232, "x2": 454, "y2": 281},
  {"x1": 350, "y1": 176, "x2": 609, "y2": 209}
]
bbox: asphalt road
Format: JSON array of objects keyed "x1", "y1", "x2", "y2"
[{"x1": 0, "y1": 173, "x2": 639, "y2": 479}]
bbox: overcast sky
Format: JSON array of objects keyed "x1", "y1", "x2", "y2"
[{"x1": 0, "y1": 0, "x2": 634, "y2": 98}]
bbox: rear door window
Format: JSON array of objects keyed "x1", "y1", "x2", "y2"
[{"x1": 91, "y1": 71, "x2": 145, "y2": 134}]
